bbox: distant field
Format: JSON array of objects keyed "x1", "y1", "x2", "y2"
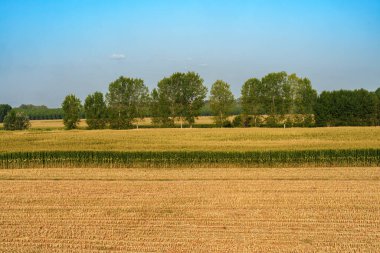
[
  {"x1": 0, "y1": 117, "x2": 219, "y2": 130},
  {"x1": 0, "y1": 167, "x2": 378, "y2": 252},
  {"x1": 1, "y1": 127, "x2": 380, "y2": 153}
]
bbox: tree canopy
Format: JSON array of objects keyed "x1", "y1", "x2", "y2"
[
  {"x1": 84, "y1": 92, "x2": 107, "y2": 129},
  {"x1": 154, "y1": 72, "x2": 207, "y2": 128},
  {"x1": 106, "y1": 76, "x2": 150, "y2": 129},
  {"x1": 0, "y1": 104, "x2": 12, "y2": 123},
  {"x1": 3, "y1": 110, "x2": 30, "y2": 130},
  {"x1": 62, "y1": 94, "x2": 82, "y2": 130},
  {"x1": 209, "y1": 80, "x2": 235, "y2": 127},
  {"x1": 315, "y1": 89, "x2": 378, "y2": 126}
]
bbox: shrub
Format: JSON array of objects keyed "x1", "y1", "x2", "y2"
[{"x1": 3, "y1": 110, "x2": 31, "y2": 130}]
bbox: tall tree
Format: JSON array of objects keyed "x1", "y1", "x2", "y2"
[
  {"x1": 288, "y1": 74, "x2": 317, "y2": 126},
  {"x1": 376, "y1": 88, "x2": 380, "y2": 125},
  {"x1": 375, "y1": 88, "x2": 380, "y2": 98},
  {"x1": 290, "y1": 76, "x2": 317, "y2": 114},
  {"x1": 156, "y1": 72, "x2": 207, "y2": 128},
  {"x1": 241, "y1": 78, "x2": 263, "y2": 126},
  {"x1": 106, "y1": 76, "x2": 150, "y2": 129},
  {"x1": 209, "y1": 80, "x2": 235, "y2": 127},
  {"x1": 0, "y1": 104, "x2": 12, "y2": 123},
  {"x1": 3, "y1": 110, "x2": 30, "y2": 130},
  {"x1": 131, "y1": 81, "x2": 150, "y2": 129},
  {"x1": 261, "y1": 72, "x2": 291, "y2": 116},
  {"x1": 84, "y1": 92, "x2": 107, "y2": 129},
  {"x1": 315, "y1": 89, "x2": 378, "y2": 126},
  {"x1": 150, "y1": 88, "x2": 173, "y2": 126},
  {"x1": 62, "y1": 94, "x2": 82, "y2": 130}
]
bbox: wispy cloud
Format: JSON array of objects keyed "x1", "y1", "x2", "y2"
[
  {"x1": 199, "y1": 63, "x2": 208, "y2": 67},
  {"x1": 109, "y1": 54, "x2": 126, "y2": 60}
]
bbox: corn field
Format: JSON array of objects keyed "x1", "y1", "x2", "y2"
[{"x1": 0, "y1": 149, "x2": 379, "y2": 169}]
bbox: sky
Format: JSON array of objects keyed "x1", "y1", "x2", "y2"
[{"x1": 0, "y1": 0, "x2": 379, "y2": 107}]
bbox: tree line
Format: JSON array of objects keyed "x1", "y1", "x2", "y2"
[
  {"x1": 1, "y1": 71, "x2": 379, "y2": 130},
  {"x1": 61, "y1": 71, "x2": 380, "y2": 130}
]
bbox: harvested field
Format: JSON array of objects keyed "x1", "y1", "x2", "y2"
[{"x1": 0, "y1": 167, "x2": 379, "y2": 252}]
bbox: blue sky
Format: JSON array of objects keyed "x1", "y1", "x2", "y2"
[{"x1": 0, "y1": 0, "x2": 379, "y2": 107}]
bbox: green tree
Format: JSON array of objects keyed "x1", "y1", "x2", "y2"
[
  {"x1": 288, "y1": 74, "x2": 317, "y2": 126},
  {"x1": 106, "y1": 76, "x2": 150, "y2": 129},
  {"x1": 156, "y1": 72, "x2": 207, "y2": 128},
  {"x1": 131, "y1": 81, "x2": 150, "y2": 129},
  {"x1": 3, "y1": 110, "x2": 30, "y2": 130},
  {"x1": 375, "y1": 88, "x2": 380, "y2": 98},
  {"x1": 288, "y1": 74, "x2": 316, "y2": 114},
  {"x1": 62, "y1": 94, "x2": 82, "y2": 130},
  {"x1": 150, "y1": 88, "x2": 173, "y2": 126},
  {"x1": 376, "y1": 88, "x2": 380, "y2": 125},
  {"x1": 84, "y1": 92, "x2": 108, "y2": 129},
  {"x1": 261, "y1": 72, "x2": 292, "y2": 116},
  {"x1": 315, "y1": 89, "x2": 378, "y2": 126},
  {"x1": 209, "y1": 80, "x2": 235, "y2": 127},
  {"x1": 0, "y1": 104, "x2": 12, "y2": 123},
  {"x1": 241, "y1": 78, "x2": 263, "y2": 126}
]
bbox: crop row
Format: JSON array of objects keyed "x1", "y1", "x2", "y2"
[{"x1": 0, "y1": 149, "x2": 379, "y2": 169}]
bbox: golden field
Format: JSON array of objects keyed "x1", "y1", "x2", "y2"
[
  {"x1": 1, "y1": 126, "x2": 380, "y2": 153},
  {"x1": 0, "y1": 167, "x2": 379, "y2": 252}
]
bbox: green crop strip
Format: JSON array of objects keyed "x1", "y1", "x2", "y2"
[{"x1": 0, "y1": 149, "x2": 379, "y2": 169}]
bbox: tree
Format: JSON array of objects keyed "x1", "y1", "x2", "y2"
[
  {"x1": 131, "y1": 81, "x2": 150, "y2": 129},
  {"x1": 106, "y1": 76, "x2": 150, "y2": 129},
  {"x1": 84, "y1": 92, "x2": 107, "y2": 129},
  {"x1": 315, "y1": 89, "x2": 378, "y2": 126},
  {"x1": 241, "y1": 78, "x2": 263, "y2": 126},
  {"x1": 3, "y1": 110, "x2": 30, "y2": 130},
  {"x1": 288, "y1": 74, "x2": 317, "y2": 114},
  {"x1": 261, "y1": 72, "x2": 292, "y2": 117},
  {"x1": 209, "y1": 80, "x2": 235, "y2": 127},
  {"x1": 376, "y1": 88, "x2": 380, "y2": 125},
  {"x1": 0, "y1": 104, "x2": 12, "y2": 123},
  {"x1": 155, "y1": 72, "x2": 207, "y2": 128},
  {"x1": 375, "y1": 88, "x2": 380, "y2": 98},
  {"x1": 150, "y1": 88, "x2": 173, "y2": 126},
  {"x1": 288, "y1": 74, "x2": 317, "y2": 126},
  {"x1": 62, "y1": 94, "x2": 82, "y2": 130}
]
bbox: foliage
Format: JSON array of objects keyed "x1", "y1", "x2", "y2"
[
  {"x1": 241, "y1": 78, "x2": 263, "y2": 116},
  {"x1": 241, "y1": 72, "x2": 317, "y2": 126},
  {"x1": 209, "y1": 80, "x2": 235, "y2": 127},
  {"x1": 315, "y1": 89, "x2": 378, "y2": 126},
  {"x1": 154, "y1": 72, "x2": 207, "y2": 128},
  {"x1": 13, "y1": 104, "x2": 64, "y2": 120},
  {"x1": 200, "y1": 100, "x2": 242, "y2": 116},
  {"x1": 62, "y1": 94, "x2": 82, "y2": 130},
  {"x1": 288, "y1": 74, "x2": 317, "y2": 114},
  {"x1": 0, "y1": 104, "x2": 12, "y2": 123},
  {"x1": 106, "y1": 76, "x2": 150, "y2": 129},
  {"x1": 3, "y1": 110, "x2": 30, "y2": 130},
  {"x1": 84, "y1": 92, "x2": 108, "y2": 129}
]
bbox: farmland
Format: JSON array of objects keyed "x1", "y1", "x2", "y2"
[
  {"x1": 0, "y1": 125, "x2": 379, "y2": 252},
  {"x1": 0, "y1": 167, "x2": 379, "y2": 252},
  {"x1": 1, "y1": 126, "x2": 380, "y2": 153}
]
